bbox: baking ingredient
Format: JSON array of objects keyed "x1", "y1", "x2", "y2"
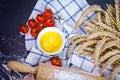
[
  {"x1": 51, "y1": 56, "x2": 62, "y2": 67},
  {"x1": 68, "y1": 34, "x2": 88, "y2": 42},
  {"x1": 110, "y1": 65, "x2": 120, "y2": 80},
  {"x1": 67, "y1": 34, "x2": 88, "y2": 57},
  {"x1": 93, "y1": 38, "x2": 110, "y2": 67},
  {"x1": 30, "y1": 28, "x2": 38, "y2": 38},
  {"x1": 67, "y1": 0, "x2": 120, "y2": 79},
  {"x1": 54, "y1": 70, "x2": 107, "y2": 80},
  {"x1": 45, "y1": 18, "x2": 55, "y2": 27},
  {"x1": 76, "y1": 40, "x2": 97, "y2": 56},
  {"x1": 40, "y1": 31, "x2": 62, "y2": 53},
  {"x1": 43, "y1": 8, "x2": 53, "y2": 18},
  {"x1": 99, "y1": 49, "x2": 120, "y2": 63},
  {"x1": 100, "y1": 41, "x2": 120, "y2": 53},
  {"x1": 90, "y1": 19, "x2": 118, "y2": 34},
  {"x1": 23, "y1": 74, "x2": 35, "y2": 80},
  {"x1": 54, "y1": 70, "x2": 82, "y2": 80},
  {"x1": 100, "y1": 54, "x2": 120, "y2": 74},
  {"x1": 19, "y1": 24, "x2": 29, "y2": 34},
  {"x1": 74, "y1": 5, "x2": 103, "y2": 30},
  {"x1": 67, "y1": 37, "x2": 87, "y2": 57},
  {"x1": 86, "y1": 32, "x2": 117, "y2": 40},
  {"x1": 28, "y1": 19, "x2": 37, "y2": 28},
  {"x1": 36, "y1": 14, "x2": 45, "y2": 23}
]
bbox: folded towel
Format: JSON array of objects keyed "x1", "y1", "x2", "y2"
[{"x1": 24, "y1": 0, "x2": 120, "y2": 79}]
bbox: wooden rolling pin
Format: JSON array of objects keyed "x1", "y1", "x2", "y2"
[{"x1": 7, "y1": 61, "x2": 108, "y2": 80}]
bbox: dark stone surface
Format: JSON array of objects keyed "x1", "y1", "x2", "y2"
[
  {"x1": 0, "y1": 0, "x2": 37, "y2": 56},
  {"x1": 0, "y1": 0, "x2": 114, "y2": 80},
  {"x1": 87, "y1": 0, "x2": 114, "y2": 10},
  {"x1": 0, "y1": 0, "x2": 37, "y2": 80}
]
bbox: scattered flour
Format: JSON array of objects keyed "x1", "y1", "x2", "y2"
[{"x1": 54, "y1": 70, "x2": 83, "y2": 80}]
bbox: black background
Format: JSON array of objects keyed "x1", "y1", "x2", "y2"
[{"x1": 0, "y1": 0, "x2": 37, "y2": 57}]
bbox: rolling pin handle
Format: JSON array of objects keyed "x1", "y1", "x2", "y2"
[{"x1": 7, "y1": 61, "x2": 38, "y2": 75}]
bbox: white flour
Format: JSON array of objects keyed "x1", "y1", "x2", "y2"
[{"x1": 54, "y1": 70, "x2": 83, "y2": 80}]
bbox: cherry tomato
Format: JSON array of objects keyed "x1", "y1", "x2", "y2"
[
  {"x1": 19, "y1": 24, "x2": 29, "y2": 34},
  {"x1": 45, "y1": 18, "x2": 55, "y2": 27},
  {"x1": 36, "y1": 14, "x2": 45, "y2": 23},
  {"x1": 37, "y1": 23, "x2": 45, "y2": 32},
  {"x1": 51, "y1": 56, "x2": 62, "y2": 67},
  {"x1": 30, "y1": 28, "x2": 38, "y2": 38},
  {"x1": 28, "y1": 19, "x2": 37, "y2": 28},
  {"x1": 43, "y1": 8, "x2": 53, "y2": 18}
]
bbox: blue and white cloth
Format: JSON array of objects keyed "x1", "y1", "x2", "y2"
[{"x1": 24, "y1": 0, "x2": 120, "y2": 79}]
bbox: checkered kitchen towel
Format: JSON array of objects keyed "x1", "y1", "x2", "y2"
[{"x1": 24, "y1": 0, "x2": 120, "y2": 79}]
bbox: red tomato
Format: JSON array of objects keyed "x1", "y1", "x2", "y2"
[
  {"x1": 51, "y1": 56, "x2": 62, "y2": 67},
  {"x1": 30, "y1": 28, "x2": 38, "y2": 38},
  {"x1": 28, "y1": 19, "x2": 37, "y2": 28},
  {"x1": 45, "y1": 18, "x2": 55, "y2": 27},
  {"x1": 19, "y1": 24, "x2": 29, "y2": 34},
  {"x1": 43, "y1": 8, "x2": 53, "y2": 18},
  {"x1": 36, "y1": 14, "x2": 45, "y2": 23},
  {"x1": 37, "y1": 23, "x2": 45, "y2": 32}
]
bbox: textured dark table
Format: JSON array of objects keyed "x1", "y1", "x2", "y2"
[{"x1": 0, "y1": 0, "x2": 114, "y2": 80}]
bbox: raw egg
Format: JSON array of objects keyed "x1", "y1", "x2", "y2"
[
  {"x1": 37, "y1": 27, "x2": 65, "y2": 55},
  {"x1": 40, "y1": 31, "x2": 62, "y2": 53}
]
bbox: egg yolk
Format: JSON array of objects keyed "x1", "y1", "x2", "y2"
[{"x1": 40, "y1": 31, "x2": 63, "y2": 53}]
